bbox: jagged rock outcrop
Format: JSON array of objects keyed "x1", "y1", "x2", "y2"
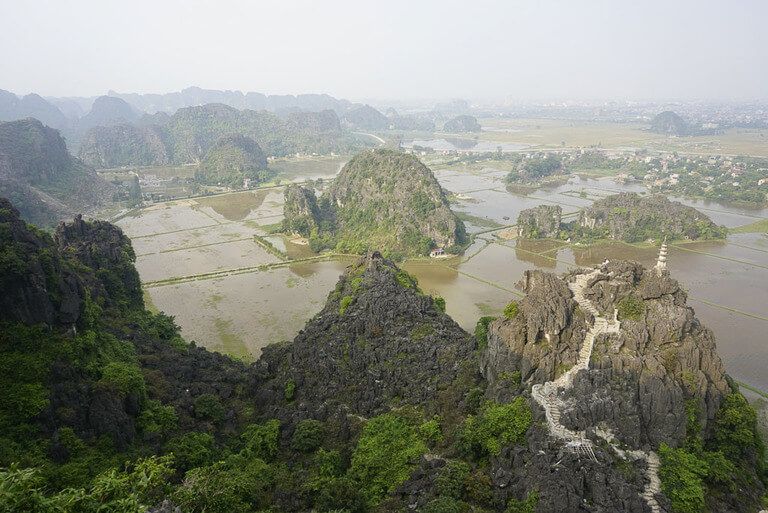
[
  {"x1": 576, "y1": 192, "x2": 727, "y2": 242},
  {"x1": 442, "y1": 115, "x2": 481, "y2": 133},
  {"x1": 281, "y1": 149, "x2": 467, "y2": 257},
  {"x1": 0, "y1": 118, "x2": 113, "y2": 226},
  {"x1": 478, "y1": 261, "x2": 749, "y2": 512},
  {"x1": 256, "y1": 252, "x2": 479, "y2": 417},
  {"x1": 55, "y1": 213, "x2": 143, "y2": 310},
  {"x1": 517, "y1": 204, "x2": 563, "y2": 239}
]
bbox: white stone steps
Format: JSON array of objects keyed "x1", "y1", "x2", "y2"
[{"x1": 530, "y1": 268, "x2": 662, "y2": 512}]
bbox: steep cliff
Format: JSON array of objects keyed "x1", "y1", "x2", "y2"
[
  {"x1": 282, "y1": 149, "x2": 467, "y2": 258},
  {"x1": 0, "y1": 118, "x2": 113, "y2": 226}
]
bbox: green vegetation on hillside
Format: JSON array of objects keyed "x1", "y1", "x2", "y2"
[{"x1": 282, "y1": 149, "x2": 468, "y2": 259}]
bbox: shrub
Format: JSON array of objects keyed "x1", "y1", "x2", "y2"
[
  {"x1": 138, "y1": 400, "x2": 177, "y2": 435},
  {"x1": 617, "y1": 295, "x2": 645, "y2": 321},
  {"x1": 712, "y1": 393, "x2": 764, "y2": 462},
  {"x1": 349, "y1": 413, "x2": 427, "y2": 507},
  {"x1": 423, "y1": 496, "x2": 470, "y2": 513},
  {"x1": 658, "y1": 443, "x2": 709, "y2": 513},
  {"x1": 506, "y1": 490, "x2": 539, "y2": 513},
  {"x1": 174, "y1": 458, "x2": 274, "y2": 513},
  {"x1": 433, "y1": 296, "x2": 446, "y2": 312},
  {"x1": 240, "y1": 420, "x2": 280, "y2": 461},
  {"x1": 418, "y1": 418, "x2": 443, "y2": 447},
  {"x1": 193, "y1": 393, "x2": 225, "y2": 423},
  {"x1": 411, "y1": 323, "x2": 435, "y2": 341},
  {"x1": 436, "y1": 460, "x2": 471, "y2": 499},
  {"x1": 99, "y1": 362, "x2": 146, "y2": 401},
  {"x1": 503, "y1": 301, "x2": 519, "y2": 319},
  {"x1": 164, "y1": 432, "x2": 216, "y2": 472},
  {"x1": 459, "y1": 398, "x2": 532, "y2": 459},
  {"x1": 284, "y1": 379, "x2": 296, "y2": 401},
  {"x1": 339, "y1": 295, "x2": 353, "y2": 315},
  {"x1": 474, "y1": 316, "x2": 496, "y2": 349},
  {"x1": 292, "y1": 419, "x2": 325, "y2": 453}
]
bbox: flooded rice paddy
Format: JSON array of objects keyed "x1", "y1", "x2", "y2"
[{"x1": 117, "y1": 161, "x2": 768, "y2": 392}]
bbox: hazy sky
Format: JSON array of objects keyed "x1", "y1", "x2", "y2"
[{"x1": 1, "y1": 0, "x2": 766, "y2": 102}]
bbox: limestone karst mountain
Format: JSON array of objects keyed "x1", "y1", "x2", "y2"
[
  {"x1": 282, "y1": 149, "x2": 468, "y2": 258},
  {"x1": 0, "y1": 89, "x2": 69, "y2": 129},
  {"x1": 196, "y1": 134, "x2": 271, "y2": 186},
  {"x1": 77, "y1": 95, "x2": 139, "y2": 131},
  {"x1": 650, "y1": 111, "x2": 689, "y2": 136},
  {"x1": 517, "y1": 192, "x2": 727, "y2": 243},
  {"x1": 442, "y1": 114, "x2": 482, "y2": 132},
  {"x1": 0, "y1": 118, "x2": 112, "y2": 226},
  {"x1": 342, "y1": 104, "x2": 389, "y2": 130},
  {"x1": 79, "y1": 102, "x2": 363, "y2": 168}
]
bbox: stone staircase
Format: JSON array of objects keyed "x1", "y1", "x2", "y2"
[{"x1": 530, "y1": 268, "x2": 663, "y2": 512}]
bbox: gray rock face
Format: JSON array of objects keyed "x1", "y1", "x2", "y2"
[
  {"x1": 517, "y1": 205, "x2": 563, "y2": 239},
  {"x1": 258, "y1": 252, "x2": 479, "y2": 417},
  {"x1": 480, "y1": 261, "x2": 733, "y2": 511}
]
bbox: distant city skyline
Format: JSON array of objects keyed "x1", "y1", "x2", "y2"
[{"x1": 1, "y1": 0, "x2": 766, "y2": 102}]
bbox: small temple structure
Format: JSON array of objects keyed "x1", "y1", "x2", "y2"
[{"x1": 655, "y1": 237, "x2": 668, "y2": 275}]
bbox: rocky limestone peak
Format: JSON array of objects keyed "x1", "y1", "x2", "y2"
[
  {"x1": 257, "y1": 251, "x2": 479, "y2": 418},
  {"x1": 483, "y1": 261, "x2": 730, "y2": 449}
]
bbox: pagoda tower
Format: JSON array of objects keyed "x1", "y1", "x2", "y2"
[{"x1": 655, "y1": 237, "x2": 668, "y2": 275}]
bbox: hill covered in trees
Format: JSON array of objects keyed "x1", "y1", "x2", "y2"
[
  {"x1": 283, "y1": 149, "x2": 467, "y2": 258},
  {"x1": 517, "y1": 192, "x2": 728, "y2": 243},
  {"x1": 195, "y1": 134, "x2": 272, "y2": 186},
  {"x1": 0, "y1": 119, "x2": 112, "y2": 226}
]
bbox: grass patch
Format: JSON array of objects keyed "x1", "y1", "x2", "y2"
[
  {"x1": 456, "y1": 211, "x2": 504, "y2": 229},
  {"x1": 729, "y1": 219, "x2": 768, "y2": 234}
]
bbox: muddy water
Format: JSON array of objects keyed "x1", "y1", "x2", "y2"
[{"x1": 121, "y1": 169, "x2": 768, "y2": 392}]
